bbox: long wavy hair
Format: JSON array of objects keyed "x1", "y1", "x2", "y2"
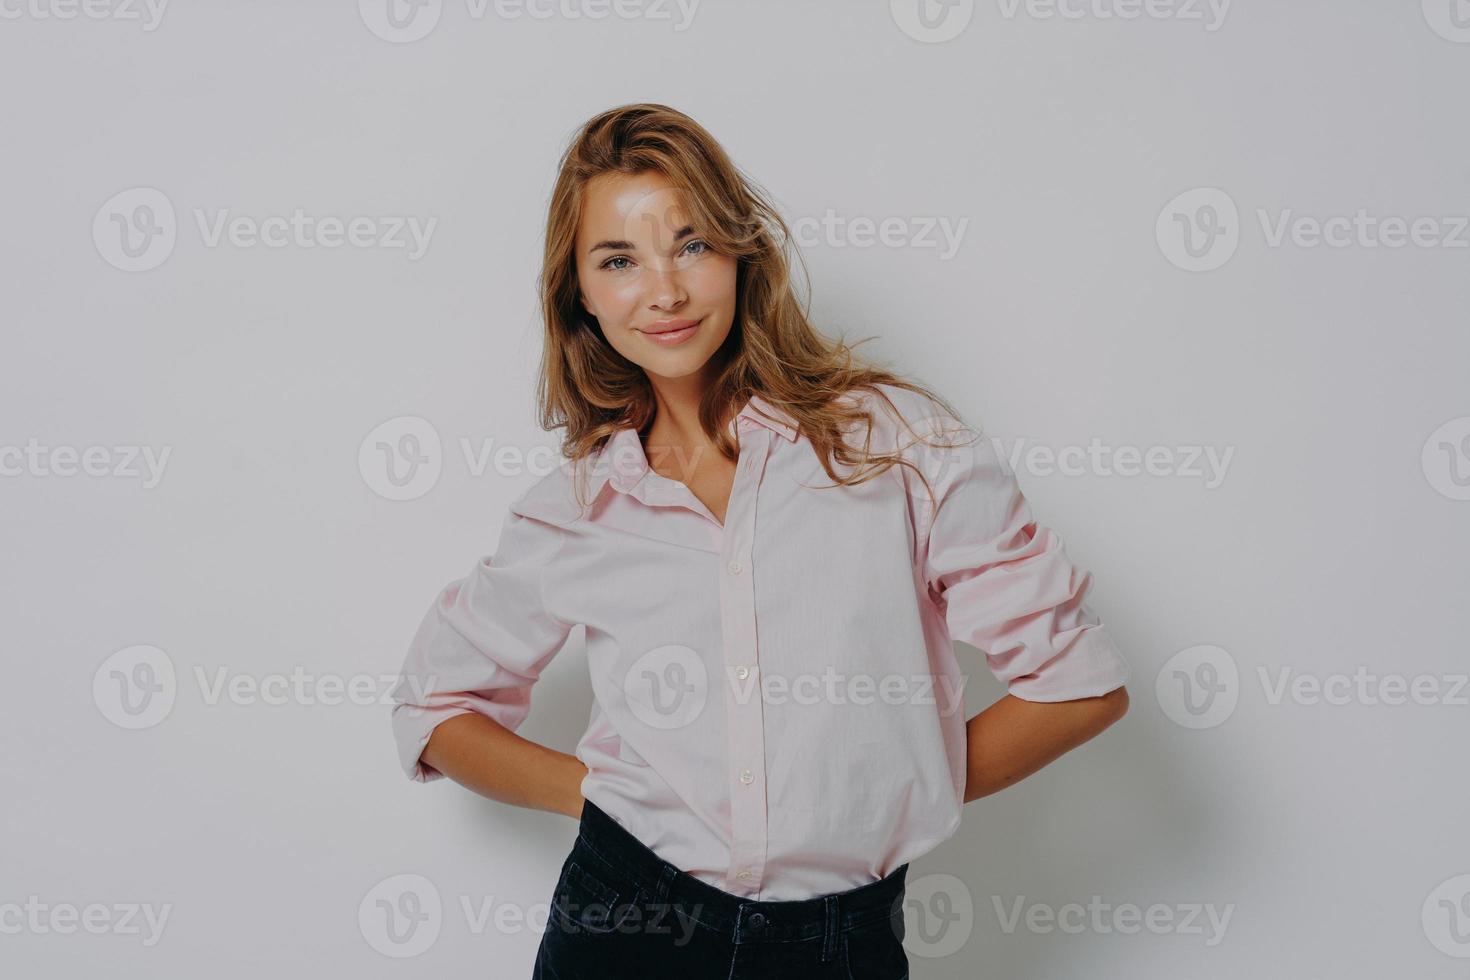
[{"x1": 536, "y1": 102, "x2": 972, "y2": 511}]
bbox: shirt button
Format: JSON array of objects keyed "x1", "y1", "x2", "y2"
[
  {"x1": 727, "y1": 560, "x2": 742, "y2": 575},
  {"x1": 737, "y1": 870, "x2": 755, "y2": 881},
  {"x1": 735, "y1": 666, "x2": 750, "y2": 680},
  {"x1": 739, "y1": 768, "x2": 753, "y2": 784}
]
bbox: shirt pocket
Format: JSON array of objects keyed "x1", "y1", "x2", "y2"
[{"x1": 616, "y1": 737, "x2": 651, "y2": 768}]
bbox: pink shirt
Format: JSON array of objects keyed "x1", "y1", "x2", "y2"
[{"x1": 389, "y1": 383, "x2": 1130, "y2": 901}]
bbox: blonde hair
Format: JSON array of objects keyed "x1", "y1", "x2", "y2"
[{"x1": 536, "y1": 102, "x2": 970, "y2": 510}]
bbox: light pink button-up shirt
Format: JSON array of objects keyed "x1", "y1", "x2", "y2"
[{"x1": 389, "y1": 383, "x2": 1130, "y2": 901}]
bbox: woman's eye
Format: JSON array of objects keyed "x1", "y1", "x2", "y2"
[{"x1": 600, "y1": 241, "x2": 707, "y2": 272}]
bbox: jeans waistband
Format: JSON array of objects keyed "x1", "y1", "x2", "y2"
[{"x1": 573, "y1": 798, "x2": 908, "y2": 948}]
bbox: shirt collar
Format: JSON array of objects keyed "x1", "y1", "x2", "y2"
[
  {"x1": 735, "y1": 393, "x2": 800, "y2": 444},
  {"x1": 581, "y1": 393, "x2": 799, "y2": 500},
  {"x1": 513, "y1": 395, "x2": 801, "y2": 527}
]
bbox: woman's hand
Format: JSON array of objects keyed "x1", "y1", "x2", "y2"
[
  {"x1": 420, "y1": 712, "x2": 590, "y2": 818},
  {"x1": 962, "y1": 686, "x2": 1129, "y2": 803}
]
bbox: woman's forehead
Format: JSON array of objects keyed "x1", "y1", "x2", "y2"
[{"x1": 579, "y1": 172, "x2": 691, "y2": 240}]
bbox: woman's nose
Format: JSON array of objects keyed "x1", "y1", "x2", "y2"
[{"x1": 644, "y1": 264, "x2": 688, "y2": 308}]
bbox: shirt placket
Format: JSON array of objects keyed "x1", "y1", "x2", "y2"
[{"x1": 720, "y1": 421, "x2": 772, "y2": 896}]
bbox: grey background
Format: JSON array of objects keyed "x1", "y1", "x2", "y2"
[{"x1": 3, "y1": 0, "x2": 1468, "y2": 976}]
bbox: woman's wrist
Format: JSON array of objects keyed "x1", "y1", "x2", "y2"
[{"x1": 558, "y1": 755, "x2": 589, "y2": 819}]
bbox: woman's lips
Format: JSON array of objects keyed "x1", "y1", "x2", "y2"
[{"x1": 639, "y1": 317, "x2": 702, "y2": 346}]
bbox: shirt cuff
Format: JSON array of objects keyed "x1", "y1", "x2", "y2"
[
  {"x1": 1001, "y1": 624, "x2": 1132, "y2": 703},
  {"x1": 392, "y1": 703, "x2": 474, "y2": 783}
]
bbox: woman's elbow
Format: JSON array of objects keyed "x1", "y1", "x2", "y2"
[{"x1": 1095, "y1": 684, "x2": 1130, "y2": 726}]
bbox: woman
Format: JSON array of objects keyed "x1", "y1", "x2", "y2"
[{"x1": 389, "y1": 103, "x2": 1131, "y2": 979}]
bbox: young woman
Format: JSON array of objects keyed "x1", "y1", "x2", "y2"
[{"x1": 390, "y1": 103, "x2": 1131, "y2": 979}]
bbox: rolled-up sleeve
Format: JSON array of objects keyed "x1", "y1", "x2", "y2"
[
  {"x1": 389, "y1": 507, "x2": 574, "y2": 782},
  {"x1": 914, "y1": 417, "x2": 1130, "y2": 702}
]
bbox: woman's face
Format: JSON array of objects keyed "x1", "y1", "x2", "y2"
[{"x1": 574, "y1": 170, "x2": 738, "y2": 383}]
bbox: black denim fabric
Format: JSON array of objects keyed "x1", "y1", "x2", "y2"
[{"x1": 532, "y1": 799, "x2": 910, "y2": 979}]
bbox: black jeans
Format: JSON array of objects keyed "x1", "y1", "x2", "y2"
[{"x1": 532, "y1": 799, "x2": 910, "y2": 979}]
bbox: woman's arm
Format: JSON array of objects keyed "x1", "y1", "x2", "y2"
[
  {"x1": 962, "y1": 685, "x2": 1129, "y2": 803},
  {"x1": 420, "y1": 712, "x2": 589, "y2": 819},
  {"x1": 390, "y1": 506, "x2": 589, "y2": 815}
]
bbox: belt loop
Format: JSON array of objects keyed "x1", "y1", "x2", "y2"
[
  {"x1": 655, "y1": 862, "x2": 677, "y2": 904},
  {"x1": 821, "y1": 894, "x2": 839, "y2": 962}
]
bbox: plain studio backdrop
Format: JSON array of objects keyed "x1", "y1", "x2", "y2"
[{"x1": 2, "y1": 1, "x2": 1467, "y2": 976}]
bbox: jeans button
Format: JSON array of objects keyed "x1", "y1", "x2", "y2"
[{"x1": 749, "y1": 911, "x2": 766, "y2": 930}]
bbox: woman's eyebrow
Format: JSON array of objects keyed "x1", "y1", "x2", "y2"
[{"x1": 588, "y1": 225, "x2": 696, "y2": 255}]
